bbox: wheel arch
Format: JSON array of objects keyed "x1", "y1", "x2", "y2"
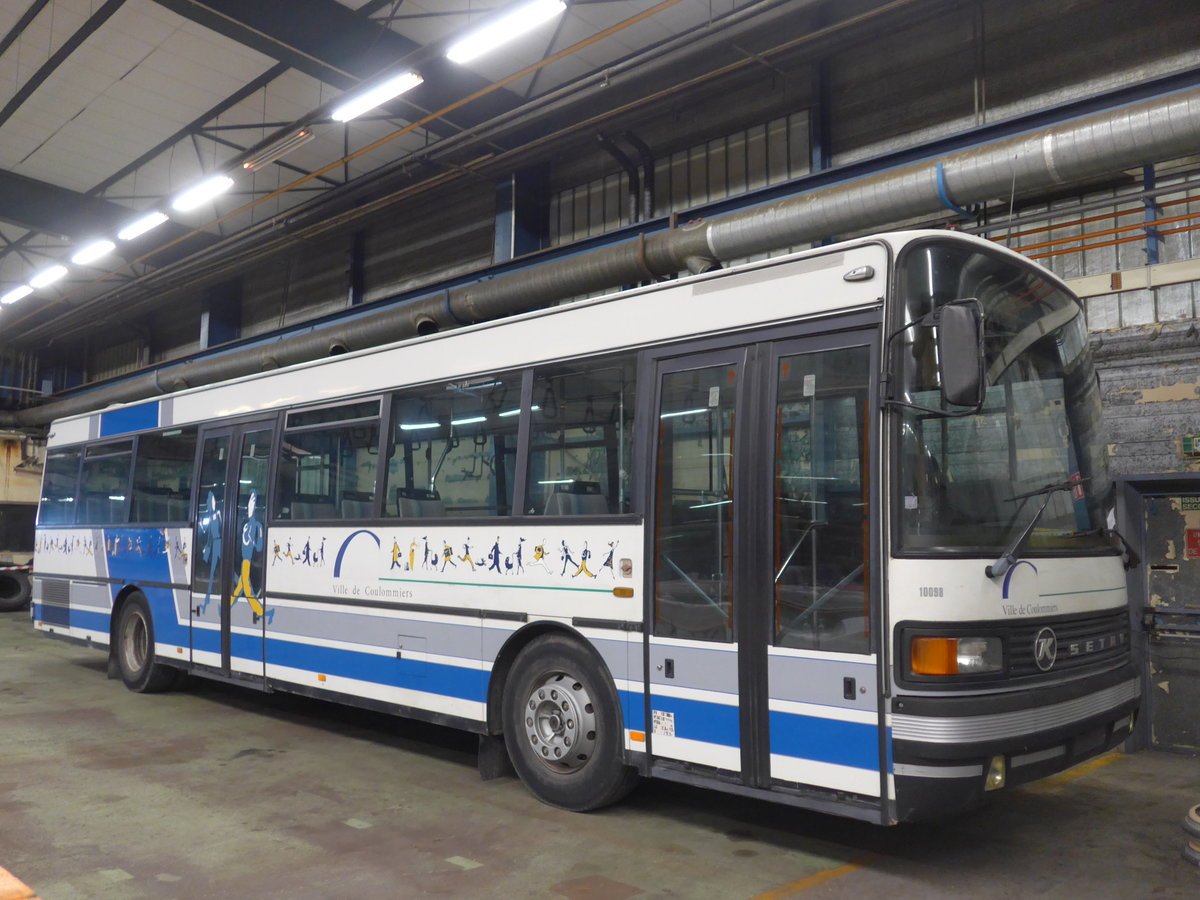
[
  {"x1": 485, "y1": 620, "x2": 622, "y2": 736},
  {"x1": 108, "y1": 583, "x2": 147, "y2": 652}
]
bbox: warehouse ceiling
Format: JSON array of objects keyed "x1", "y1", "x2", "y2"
[{"x1": 0, "y1": 0, "x2": 852, "y2": 348}]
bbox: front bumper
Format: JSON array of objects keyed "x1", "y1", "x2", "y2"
[{"x1": 890, "y1": 664, "x2": 1139, "y2": 821}]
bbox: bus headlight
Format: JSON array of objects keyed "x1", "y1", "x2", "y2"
[{"x1": 910, "y1": 636, "x2": 1003, "y2": 676}]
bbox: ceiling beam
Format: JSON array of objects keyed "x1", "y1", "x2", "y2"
[
  {"x1": 150, "y1": 0, "x2": 522, "y2": 136},
  {"x1": 0, "y1": 0, "x2": 54, "y2": 60},
  {"x1": 0, "y1": 0, "x2": 127, "y2": 132},
  {"x1": 0, "y1": 170, "x2": 218, "y2": 266}
]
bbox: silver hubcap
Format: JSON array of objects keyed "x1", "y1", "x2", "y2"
[
  {"x1": 523, "y1": 672, "x2": 597, "y2": 772},
  {"x1": 121, "y1": 609, "x2": 148, "y2": 673}
]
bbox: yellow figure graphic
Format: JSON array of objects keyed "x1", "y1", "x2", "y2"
[
  {"x1": 408, "y1": 539, "x2": 417, "y2": 572},
  {"x1": 230, "y1": 491, "x2": 271, "y2": 624},
  {"x1": 390, "y1": 540, "x2": 403, "y2": 570}
]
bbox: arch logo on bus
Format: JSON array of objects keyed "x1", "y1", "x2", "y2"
[{"x1": 1033, "y1": 626, "x2": 1058, "y2": 671}]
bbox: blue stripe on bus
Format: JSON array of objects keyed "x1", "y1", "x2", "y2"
[
  {"x1": 99, "y1": 402, "x2": 159, "y2": 437},
  {"x1": 649, "y1": 694, "x2": 741, "y2": 747},
  {"x1": 620, "y1": 689, "x2": 645, "y2": 732},
  {"x1": 769, "y1": 709, "x2": 880, "y2": 771},
  {"x1": 266, "y1": 638, "x2": 489, "y2": 702}
]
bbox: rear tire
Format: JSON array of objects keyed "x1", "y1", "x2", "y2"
[
  {"x1": 114, "y1": 593, "x2": 178, "y2": 693},
  {"x1": 0, "y1": 571, "x2": 31, "y2": 612},
  {"x1": 503, "y1": 634, "x2": 638, "y2": 811}
]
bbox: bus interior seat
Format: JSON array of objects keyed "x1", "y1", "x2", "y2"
[
  {"x1": 340, "y1": 498, "x2": 374, "y2": 519},
  {"x1": 290, "y1": 500, "x2": 337, "y2": 520},
  {"x1": 395, "y1": 487, "x2": 445, "y2": 518},
  {"x1": 543, "y1": 480, "x2": 608, "y2": 516}
]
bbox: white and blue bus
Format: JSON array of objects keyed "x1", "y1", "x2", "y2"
[{"x1": 32, "y1": 230, "x2": 1137, "y2": 823}]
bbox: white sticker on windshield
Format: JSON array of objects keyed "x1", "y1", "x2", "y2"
[
  {"x1": 803, "y1": 374, "x2": 816, "y2": 397},
  {"x1": 905, "y1": 495, "x2": 919, "y2": 510},
  {"x1": 708, "y1": 386, "x2": 720, "y2": 407}
]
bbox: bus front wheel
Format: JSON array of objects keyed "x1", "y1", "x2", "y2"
[
  {"x1": 115, "y1": 594, "x2": 178, "y2": 693},
  {"x1": 503, "y1": 634, "x2": 637, "y2": 811}
]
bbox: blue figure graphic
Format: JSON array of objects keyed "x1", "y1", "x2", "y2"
[
  {"x1": 488, "y1": 537, "x2": 503, "y2": 573},
  {"x1": 199, "y1": 490, "x2": 222, "y2": 614},
  {"x1": 602, "y1": 541, "x2": 617, "y2": 578},
  {"x1": 560, "y1": 540, "x2": 577, "y2": 576},
  {"x1": 513, "y1": 537, "x2": 525, "y2": 575}
]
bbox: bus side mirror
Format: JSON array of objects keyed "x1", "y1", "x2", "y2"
[{"x1": 934, "y1": 300, "x2": 985, "y2": 409}]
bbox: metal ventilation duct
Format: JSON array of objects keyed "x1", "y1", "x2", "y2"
[{"x1": 7, "y1": 88, "x2": 1200, "y2": 427}]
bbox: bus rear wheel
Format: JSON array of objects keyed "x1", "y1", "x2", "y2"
[
  {"x1": 115, "y1": 593, "x2": 178, "y2": 693},
  {"x1": 503, "y1": 634, "x2": 637, "y2": 811},
  {"x1": 0, "y1": 572, "x2": 31, "y2": 612}
]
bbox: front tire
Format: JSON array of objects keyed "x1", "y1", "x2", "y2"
[
  {"x1": 503, "y1": 634, "x2": 637, "y2": 811},
  {"x1": 115, "y1": 593, "x2": 178, "y2": 693}
]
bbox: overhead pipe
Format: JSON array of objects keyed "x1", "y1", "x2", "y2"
[{"x1": 6, "y1": 88, "x2": 1200, "y2": 428}]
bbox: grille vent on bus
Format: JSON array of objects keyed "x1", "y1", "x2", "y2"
[
  {"x1": 38, "y1": 577, "x2": 70, "y2": 627},
  {"x1": 1007, "y1": 610, "x2": 1129, "y2": 679}
]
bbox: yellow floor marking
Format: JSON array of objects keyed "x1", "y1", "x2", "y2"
[
  {"x1": 1021, "y1": 751, "x2": 1124, "y2": 794},
  {"x1": 0, "y1": 866, "x2": 40, "y2": 900},
  {"x1": 749, "y1": 860, "x2": 863, "y2": 899}
]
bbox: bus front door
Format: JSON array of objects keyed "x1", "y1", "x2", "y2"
[
  {"x1": 191, "y1": 421, "x2": 275, "y2": 678},
  {"x1": 648, "y1": 333, "x2": 883, "y2": 806}
]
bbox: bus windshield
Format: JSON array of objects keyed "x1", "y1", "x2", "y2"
[{"x1": 894, "y1": 240, "x2": 1113, "y2": 554}]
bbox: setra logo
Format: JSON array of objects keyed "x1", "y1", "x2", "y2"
[{"x1": 1033, "y1": 626, "x2": 1058, "y2": 671}]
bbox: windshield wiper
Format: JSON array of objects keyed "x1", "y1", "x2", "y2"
[{"x1": 985, "y1": 477, "x2": 1090, "y2": 580}]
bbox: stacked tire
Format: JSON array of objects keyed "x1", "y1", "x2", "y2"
[
  {"x1": 1183, "y1": 803, "x2": 1200, "y2": 866},
  {"x1": 0, "y1": 570, "x2": 31, "y2": 612}
]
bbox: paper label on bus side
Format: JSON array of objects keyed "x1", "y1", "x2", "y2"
[{"x1": 652, "y1": 709, "x2": 676, "y2": 738}]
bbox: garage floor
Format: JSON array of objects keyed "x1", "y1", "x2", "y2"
[{"x1": 2, "y1": 611, "x2": 1197, "y2": 900}]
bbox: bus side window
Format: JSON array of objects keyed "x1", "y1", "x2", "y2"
[
  {"x1": 383, "y1": 373, "x2": 519, "y2": 518},
  {"x1": 525, "y1": 355, "x2": 636, "y2": 517},
  {"x1": 78, "y1": 441, "x2": 133, "y2": 525},
  {"x1": 278, "y1": 421, "x2": 380, "y2": 520},
  {"x1": 39, "y1": 449, "x2": 82, "y2": 525},
  {"x1": 130, "y1": 428, "x2": 197, "y2": 523}
]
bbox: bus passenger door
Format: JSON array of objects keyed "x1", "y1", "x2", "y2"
[
  {"x1": 647, "y1": 334, "x2": 882, "y2": 803},
  {"x1": 191, "y1": 420, "x2": 276, "y2": 678},
  {"x1": 763, "y1": 336, "x2": 882, "y2": 801},
  {"x1": 647, "y1": 349, "x2": 748, "y2": 773}
]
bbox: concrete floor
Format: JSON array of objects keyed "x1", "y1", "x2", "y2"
[{"x1": 2, "y1": 610, "x2": 1198, "y2": 900}]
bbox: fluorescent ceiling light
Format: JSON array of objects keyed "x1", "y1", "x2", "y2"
[
  {"x1": 331, "y1": 71, "x2": 423, "y2": 123},
  {"x1": 399, "y1": 421, "x2": 440, "y2": 431},
  {"x1": 1, "y1": 284, "x2": 34, "y2": 305},
  {"x1": 172, "y1": 174, "x2": 235, "y2": 212},
  {"x1": 118, "y1": 211, "x2": 169, "y2": 241},
  {"x1": 446, "y1": 0, "x2": 566, "y2": 64},
  {"x1": 660, "y1": 408, "x2": 708, "y2": 419},
  {"x1": 451, "y1": 415, "x2": 487, "y2": 426},
  {"x1": 499, "y1": 405, "x2": 539, "y2": 417},
  {"x1": 242, "y1": 129, "x2": 315, "y2": 171},
  {"x1": 29, "y1": 265, "x2": 68, "y2": 289},
  {"x1": 71, "y1": 239, "x2": 116, "y2": 266}
]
